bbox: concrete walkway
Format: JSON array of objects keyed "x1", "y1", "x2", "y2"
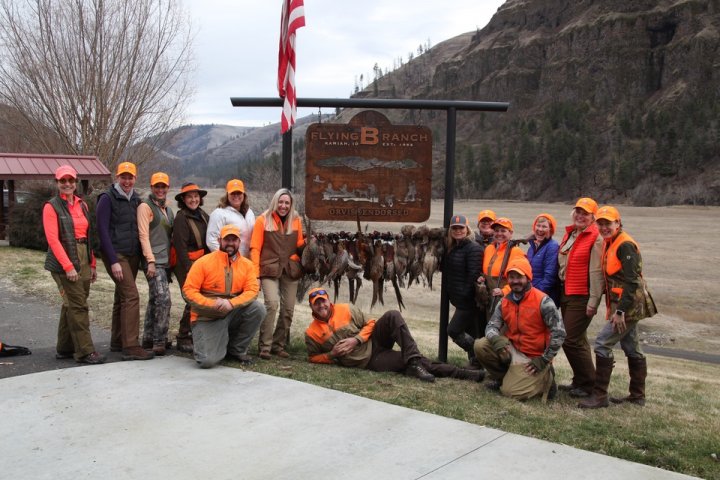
[
  {"x1": 0, "y1": 275, "x2": 698, "y2": 479},
  {"x1": 0, "y1": 356, "x2": 697, "y2": 479}
]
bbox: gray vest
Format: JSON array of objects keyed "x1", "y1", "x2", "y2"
[{"x1": 145, "y1": 198, "x2": 174, "y2": 266}]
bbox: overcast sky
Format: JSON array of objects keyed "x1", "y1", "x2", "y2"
[{"x1": 184, "y1": 0, "x2": 506, "y2": 127}]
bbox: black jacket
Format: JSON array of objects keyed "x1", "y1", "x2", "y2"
[{"x1": 443, "y1": 237, "x2": 482, "y2": 310}]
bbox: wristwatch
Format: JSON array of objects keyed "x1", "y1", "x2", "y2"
[{"x1": 615, "y1": 310, "x2": 625, "y2": 316}]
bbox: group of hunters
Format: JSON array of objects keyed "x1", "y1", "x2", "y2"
[{"x1": 40, "y1": 161, "x2": 657, "y2": 409}]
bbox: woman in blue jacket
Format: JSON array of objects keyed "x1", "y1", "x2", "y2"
[{"x1": 526, "y1": 213, "x2": 560, "y2": 305}]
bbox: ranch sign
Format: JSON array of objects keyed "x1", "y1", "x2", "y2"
[{"x1": 305, "y1": 110, "x2": 432, "y2": 222}]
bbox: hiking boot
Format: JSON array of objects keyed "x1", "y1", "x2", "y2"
[
  {"x1": 579, "y1": 355, "x2": 614, "y2": 409},
  {"x1": 152, "y1": 343, "x2": 166, "y2": 356},
  {"x1": 258, "y1": 349, "x2": 272, "y2": 360},
  {"x1": 405, "y1": 359, "x2": 435, "y2": 383},
  {"x1": 272, "y1": 349, "x2": 290, "y2": 359},
  {"x1": 122, "y1": 346, "x2": 155, "y2": 361},
  {"x1": 141, "y1": 339, "x2": 153, "y2": 350},
  {"x1": 558, "y1": 383, "x2": 576, "y2": 392},
  {"x1": 175, "y1": 337, "x2": 193, "y2": 353},
  {"x1": 454, "y1": 368, "x2": 486, "y2": 382},
  {"x1": 55, "y1": 351, "x2": 74, "y2": 360},
  {"x1": 485, "y1": 379, "x2": 502, "y2": 391},
  {"x1": 77, "y1": 351, "x2": 106, "y2": 365},
  {"x1": 226, "y1": 353, "x2": 254, "y2": 366},
  {"x1": 610, "y1": 357, "x2": 647, "y2": 407}
]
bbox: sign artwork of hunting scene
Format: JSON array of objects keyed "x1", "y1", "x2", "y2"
[{"x1": 305, "y1": 111, "x2": 432, "y2": 222}]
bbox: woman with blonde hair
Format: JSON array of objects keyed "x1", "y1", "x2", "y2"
[
  {"x1": 557, "y1": 197, "x2": 603, "y2": 398},
  {"x1": 250, "y1": 188, "x2": 305, "y2": 359},
  {"x1": 206, "y1": 179, "x2": 255, "y2": 257},
  {"x1": 442, "y1": 214, "x2": 484, "y2": 371}
]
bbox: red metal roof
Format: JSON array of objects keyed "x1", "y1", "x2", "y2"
[{"x1": 0, "y1": 153, "x2": 112, "y2": 180}]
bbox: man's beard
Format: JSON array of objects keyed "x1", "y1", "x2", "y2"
[{"x1": 223, "y1": 245, "x2": 237, "y2": 257}]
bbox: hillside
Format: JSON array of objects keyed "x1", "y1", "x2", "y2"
[{"x1": 354, "y1": 0, "x2": 720, "y2": 205}]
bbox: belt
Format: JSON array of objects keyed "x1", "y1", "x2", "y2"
[{"x1": 76, "y1": 238, "x2": 88, "y2": 244}]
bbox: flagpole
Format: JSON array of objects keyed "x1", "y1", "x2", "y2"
[{"x1": 282, "y1": 128, "x2": 293, "y2": 190}]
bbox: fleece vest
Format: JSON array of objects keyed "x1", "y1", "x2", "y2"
[
  {"x1": 44, "y1": 196, "x2": 90, "y2": 273},
  {"x1": 145, "y1": 199, "x2": 174, "y2": 265}
]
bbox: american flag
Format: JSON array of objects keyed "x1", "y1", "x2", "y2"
[{"x1": 278, "y1": 0, "x2": 305, "y2": 133}]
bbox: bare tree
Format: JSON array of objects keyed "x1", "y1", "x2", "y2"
[{"x1": 0, "y1": 0, "x2": 195, "y2": 168}]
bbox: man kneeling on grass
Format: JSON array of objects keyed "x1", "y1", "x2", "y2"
[
  {"x1": 474, "y1": 257, "x2": 566, "y2": 401},
  {"x1": 182, "y1": 225, "x2": 265, "y2": 368},
  {"x1": 304, "y1": 288, "x2": 483, "y2": 383}
]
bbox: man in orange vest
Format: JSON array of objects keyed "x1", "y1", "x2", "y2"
[
  {"x1": 474, "y1": 257, "x2": 566, "y2": 401},
  {"x1": 182, "y1": 224, "x2": 265, "y2": 368},
  {"x1": 304, "y1": 288, "x2": 484, "y2": 383}
]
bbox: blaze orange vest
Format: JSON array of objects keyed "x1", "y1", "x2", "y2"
[
  {"x1": 501, "y1": 287, "x2": 550, "y2": 358},
  {"x1": 560, "y1": 223, "x2": 599, "y2": 296},
  {"x1": 602, "y1": 231, "x2": 639, "y2": 302}
]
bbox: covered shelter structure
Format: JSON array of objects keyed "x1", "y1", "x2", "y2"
[{"x1": 0, "y1": 153, "x2": 111, "y2": 240}]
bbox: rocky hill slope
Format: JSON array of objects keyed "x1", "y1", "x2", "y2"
[{"x1": 359, "y1": 0, "x2": 720, "y2": 205}]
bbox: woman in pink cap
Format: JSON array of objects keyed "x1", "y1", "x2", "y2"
[
  {"x1": 42, "y1": 165, "x2": 105, "y2": 364},
  {"x1": 206, "y1": 179, "x2": 255, "y2": 257}
]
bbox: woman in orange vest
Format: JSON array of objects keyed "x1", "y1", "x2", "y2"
[
  {"x1": 579, "y1": 206, "x2": 657, "y2": 408},
  {"x1": 557, "y1": 197, "x2": 603, "y2": 398},
  {"x1": 171, "y1": 182, "x2": 210, "y2": 353},
  {"x1": 250, "y1": 188, "x2": 305, "y2": 360},
  {"x1": 480, "y1": 217, "x2": 525, "y2": 315}
]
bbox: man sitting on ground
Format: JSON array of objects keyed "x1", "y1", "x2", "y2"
[
  {"x1": 474, "y1": 257, "x2": 566, "y2": 400},
  {"x1": 182, "y1": 225, "x2": 265, "y2": 368},
  {"x1": 304, "y1": 288, "x2": 483, "y2": 383}
]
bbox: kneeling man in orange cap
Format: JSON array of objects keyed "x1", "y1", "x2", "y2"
[
  {"x1": 474, "y1": 257, "x2": 566, "y2": 401},
  {"x1": 304, "y1": 288, "x2": 483, "y2": 383},
  {"x1": 182, "y1": 225, "x2": 265, "y2": 368}
]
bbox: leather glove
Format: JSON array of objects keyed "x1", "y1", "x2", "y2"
[
  {"x1": 528, "y1": 356, "x2": 548, "y2": 373},
  {"x1": 489, "y1": 335, "x2": 510, "y2": 352}
]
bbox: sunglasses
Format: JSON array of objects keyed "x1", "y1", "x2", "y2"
[
  {"x1": 58, "y1": 178, "x2": 76, "y2": 184},
  {"x1": 308, "y1": 289, "x2": 328, "y2": 301}
]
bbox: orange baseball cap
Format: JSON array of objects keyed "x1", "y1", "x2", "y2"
[
  {"x1": 533, "y1": 213, "x2": 557, "y2": 236},
  {"x1": 492, "y1": 217, "x2": 514, "y2": 231},
  {"x1": 596, "y1": 206, "x2": 621, "y2": 222},
  {"x1": 150, "y1": 172, "x2": 170, "y2": 186},
  {"x1": 477, "y1": 209, "x2": 497, "y2": 222},
  {"x1": 54, "y1": 165, "x2": 77, "y2": 180},
  {"x1": 226, "y1": 179, "x2": 245, "y2": 194},
  {"x1": 220, "y1": 224, "x2": 241, "y2": 239},
  {"x1": 574, "y1": 197, "x2": 598, "y2": 215},
  {"x1": 308, "y1": 287, "x2": 330, "y2": 305},
  {"x1": 506, "y1": 257, "x2": 533, "y2": 280},
  {"x1": 116, "y1": 161, "x2": 137, "y2": 177}
]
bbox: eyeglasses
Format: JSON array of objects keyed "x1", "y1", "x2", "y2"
[
  {"x1": 308, "y1": 289, "x2": 328, "y2": 301},
  {"x1": 58, "y1": 178, "x2": 76, "y2": 184}
]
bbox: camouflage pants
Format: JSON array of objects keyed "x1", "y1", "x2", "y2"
[{"x1": 142, "y1": 266, "x2": 171, "y2": 345}]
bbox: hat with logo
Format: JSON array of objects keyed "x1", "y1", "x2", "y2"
[
  {"x1": 506, "y1": 257, "x2": 533, "y2": 280},
  {"x1": 492, "y1": 217, "x2": 514, "y2": 231},
  {"x1": 116, "y1": 161, "x2": 137, "y2": 177},
  {"x1": 150, "y1": 172, "x2": 170, "y2": 186},
  {"x1": 220, "y1": 224, "x2": 241, "y2": 239},
  {"x1": 477, "y1": 209, "x2": 497, "y2": 222},
  {"x1": 54, "y1": 165, "x2": 77, "y2": 180},
  {"x1": 574, "y1": 197, "x2": 598, "y2": 215},
  {"x1": 449, "y1": 214, "x2": 469, "y2": 227},
  {"x1": 226, "y1": 179, "x2": 245, "y2": 194},
  {"x1": 174, "y1": 182, "x2": 208, "y2": 202},
  {"x1": 308, "y1": 287, "x2": 330, "y2": 306},
  {"x1": 596, "y1": 205, "x2": 621, "y2": 223}
]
